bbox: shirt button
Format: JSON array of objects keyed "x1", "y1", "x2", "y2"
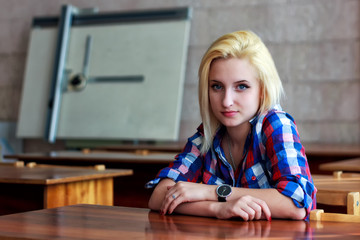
[{"x1": 251, "y1": 176, "x2": 256, "y2": 181}]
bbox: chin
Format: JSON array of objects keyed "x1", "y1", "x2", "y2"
[
  {"x1": 222, "y1": 119, "x2": 250, "y2": 128},
  {"x1": 222, "y1": 121, "x2": 242, "y2": 128}
]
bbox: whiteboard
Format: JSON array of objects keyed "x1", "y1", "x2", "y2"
[{"x1": 17, "y1": 8, "x2": 191, "y2": 142}]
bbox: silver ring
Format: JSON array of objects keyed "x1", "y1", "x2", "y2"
[{"x1": 172, "y1": 194, "x2": 176, "y2": 199}]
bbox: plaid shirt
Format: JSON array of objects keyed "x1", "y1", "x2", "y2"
[{"x1": 146, "y1": 106, "x2": 317, "y2": 218}]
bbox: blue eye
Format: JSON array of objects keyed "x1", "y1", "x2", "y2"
[
  {"x1": 237, "y1": 84, "x2": 248, "y2": 90},
  {"x1": 211, "y1": 84, "x2": 223, "y2": 90}
]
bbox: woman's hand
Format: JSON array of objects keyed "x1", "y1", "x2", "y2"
[
  {"x1": 214, "y1": 195, "x2": 271, "y2": 221},
  {"x1": 160, "y1": 181, "x2": 216, "y2": 215}
]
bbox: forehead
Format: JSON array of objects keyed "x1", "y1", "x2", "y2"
[{"x1": 209, "y1": 57, "x2": 259, "y2": 81}]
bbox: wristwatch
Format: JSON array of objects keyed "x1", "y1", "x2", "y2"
[{"x1": 216, "y1": 184, "x2": 232, "y2": 202}]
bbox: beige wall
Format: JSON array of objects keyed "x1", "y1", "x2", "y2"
[{"x1": 0, "y1": 0, "x2": 359, "y2": 152}]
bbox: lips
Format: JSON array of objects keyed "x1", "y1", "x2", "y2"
[{"x1": 222, "y1": 111, "x2": 238, "y2": 117}]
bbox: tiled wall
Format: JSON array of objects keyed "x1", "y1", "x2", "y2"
[{"x1": 0, "y1": 0, "x2": 359, "y2": 152}]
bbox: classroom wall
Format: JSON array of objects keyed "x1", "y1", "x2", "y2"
[{"x1": 0, "y1": 0, "x2": 359, "y2": 153}]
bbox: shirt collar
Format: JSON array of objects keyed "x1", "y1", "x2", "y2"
[{"x1": 250, "y1": 104, "x2": 282, "y2": 125}]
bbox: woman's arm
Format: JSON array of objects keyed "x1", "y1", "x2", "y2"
[
  {"x1": 261, "y1": 111, "x2": 316, "y2": 218},
  {"x1": 149, "y1": 178, "x2": 271, "y2": 220},
  {"x1": 149, "y1": 178, "x2": 303, "y2": 220},
  {"x1": 228, "y1": 187, "x2": 306, "y2": 220},
  {"x1": 148, "y1": 178, "x2": 176, "y2": 211},
  {"x1": 148, "y1": 178, "x2": 217, "y2": 213},
  {"x1": 148, "y1": 178, "x2": 219, "y2": 217}
]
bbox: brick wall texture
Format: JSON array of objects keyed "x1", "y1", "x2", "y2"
[{"x1": 0, "y1": 0, "x2": 359, "y2": 151}]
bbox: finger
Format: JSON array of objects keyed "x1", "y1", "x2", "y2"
[
  {"x1": 237, "y1": 208, "x2": 250, "y2": 221},
  {"x1": 160, "y1": 199, "x2": 167, "y2": 215},
  {"x1": 168, "y1": 193, "x2": 181, "y2": 214},
  {"x1": 247, "y1": 201, "x2": 262, "y2": 220},
  {"x1": 161, "y1": 190, "x2": 176, "y2": 214},
  {"x1": 252, "y1": 198, "x2": 271, "y2": 221},
  {"x1": 228, "y1": 202, "x2": 251, "y2": 221},
  {"x1": 162, "y1": 183, "x2": 180, "y2": 213},
  {"x1": 241, "y1": 205, "x2": 256, "y2": 221}
]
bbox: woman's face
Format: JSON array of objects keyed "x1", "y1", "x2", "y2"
[{"x1": 208, "y1": 57, "x2": 261, "y2": 129}]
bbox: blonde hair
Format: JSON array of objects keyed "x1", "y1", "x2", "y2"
[{"x1": 198, "y1": 30, "x2": 284, "y2": 153}]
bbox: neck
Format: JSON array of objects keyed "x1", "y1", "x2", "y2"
[
  {"x1": 224, "y1": 123, "x2": 251, "y2": 170},
  {"x1": 226, "y1": 122, "x2": 251, "y2": 147}
]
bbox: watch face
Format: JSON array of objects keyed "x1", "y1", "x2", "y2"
[{"x1": 216, "y1": 184, "x2": 232, "y2": 197}]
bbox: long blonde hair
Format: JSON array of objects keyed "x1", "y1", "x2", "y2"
[{"x1": 198, "y1": 30, "x2": 284, "y2": 153}]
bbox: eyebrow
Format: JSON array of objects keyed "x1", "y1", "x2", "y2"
[{"x1": 209, "y1": 79, "x2": 250, "y2": 84}]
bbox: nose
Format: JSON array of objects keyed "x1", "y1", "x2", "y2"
[{"x1": 222, "y1": 89, "x2": 234, "y2": 107}]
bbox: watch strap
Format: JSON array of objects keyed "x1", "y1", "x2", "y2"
[{"x1": 218, "y1": 196, "x2": 226, "y2": 202}]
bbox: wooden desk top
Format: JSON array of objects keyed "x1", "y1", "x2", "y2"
[
  {"x1": 303, "y1": 143, "x2": 360, "y2": 157},
  {"x1": 98, "y1": 142, "x2": 360, "y2": 157},
  {"x1": 4, "y1": 150, "x2": 176, "y2": 164},
  {"x1": 319, "y1": 158, "x2": 360, "y2": 172},
  {"x1": 6, "y1": 142, "x2": 360, "y2": 164},
  {"x1": 313, "y1": 173, "x2": 360, "y2": 193},
  {"x1": 314, "y1": 179, "x2": 360, "y2": 192},
  {"x1": 313, "y1": 173, "x2": 360, "y2": 181},
  {"x1": 0, "y1": 204, "x2": 359, "y2": 240},
  {"x1": 96, "y1": 141, "x2": 185, "y2": 152},
  {"x1": 0, "y1": 165, "x2": 133, "y2": 185}
]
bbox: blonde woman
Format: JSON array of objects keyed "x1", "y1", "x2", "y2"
[{"x1": 147, "y1": 30, "x2": 316, "y2": 221}]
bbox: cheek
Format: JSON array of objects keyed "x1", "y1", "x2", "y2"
[
  {"x1": 253, "y1": 94, "x2": 262, "y2": 111},
  {"x1": 208, "y1": 93, "x2": 221, "y2": 113},
  {"x1": 242, "y1": 91, "x2": 261, "y2": 107},
  {"x1": 209, "y1": 97, "x2": 216, "y2": 112},
  {"x1": 208, "y1": 92, "x2": 217, "y2": 105}
]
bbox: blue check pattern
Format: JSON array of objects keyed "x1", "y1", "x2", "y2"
[{"x1": 146, "y1": 106, "x2": 317, "y2": 219}]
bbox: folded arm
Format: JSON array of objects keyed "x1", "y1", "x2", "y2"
[{"x1": 148, "y1": 178, "x2": 305, "y2": 220}]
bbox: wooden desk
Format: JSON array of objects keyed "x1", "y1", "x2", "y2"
[
  {"x1": 8, "y1": 143, "x2": 360, "y2": 164},
  {"x1": 0, "y1": 165, "x2": 132, "y2": 215},
  {"x1": 0, "y1": 204, "x2": 359, "y2": 240},
  {"x1": 314, "y1": 180, "x2": 360, "y2": 202},
  {"x1": 319, "y1": 158, "x2": 360, "y2": 172},
  {"x1": 96, "y1": 141, "x2": 185, "y2": 152},
  {"x1": 4, "y1": 150, "x2": 176, "y2": 164},
  {"x1": 4, "y1": 151, "x2": 176, "y2": 208},
  {"x1": 313, "y1": 174, "x2": 360, "y2": 214},
  {"x1": 302, "y1": 143, "x2": 360, "y2": 174},
  {"x1": 304, "y1": 143, "x2": 360, "y2": 158}
]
